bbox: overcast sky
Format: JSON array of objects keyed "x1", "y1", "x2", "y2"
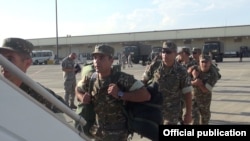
[{"x1": 0, "y1": 0, "x2": 249, "y2": 41}]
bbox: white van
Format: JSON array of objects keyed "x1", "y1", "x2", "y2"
[{"x1": 31, "y1": 50, "x2": 55, "y2": 65}]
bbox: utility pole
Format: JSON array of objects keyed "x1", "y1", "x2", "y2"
[
  {"x1": 55, "y1": 0, "x2": 59, "y2": 64},
  {"x1": 66, "y1": 34, "x2": 71, "y2": 53}
]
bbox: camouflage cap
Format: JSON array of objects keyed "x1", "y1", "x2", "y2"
[
  {"x1": 92, "y1": 44, "x2": 114, "y2": 57},
  {"x1": 192, "y1": 47, "x2": 201, "y2": 53},
  {"x1": 200, "y1": 54, "x2": 211, "y2": 61},
  {"x1": 178, "y1": 47, "x2": 190, "y2": 54},
  {"x1": 0, "y1": 38, "x2": 34, "y2": 55},
  {"x1": 162, "y1": 41, "x2": 177, "y2": 51}
]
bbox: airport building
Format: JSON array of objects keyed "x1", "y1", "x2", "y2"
[{"x1": 27, "y1": 25, "x2": 250, "y2": 59}]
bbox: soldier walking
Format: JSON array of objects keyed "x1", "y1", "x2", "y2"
[
  {"x1": 142, "y1": 41, "x2": 193, "y2": 125},
  {"x1": 190, "y1": 55, "x2": 220, "y2": 124}
]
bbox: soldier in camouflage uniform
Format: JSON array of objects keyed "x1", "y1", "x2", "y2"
[
  {"x1": 187, "y1": 47, "x2": 202, "y2": 124},
  {"x1": 142, "y1": 41, "x2": 193, "y2": 125},
  {"x1": 0, "y1": 37, "x2": 66, "y2": 113},
  {"x1": 121, "y1": 53, "x2": 127, "y2": 69},
  {"x1": 176, "y1": 47, "x2": 197, "y2": 124},
  {"x1": 61, "y1": 52, "x2": 77, "y2": 109},
  {"x1": 75, "y1": 44, "x2": 151, "y2": 141},
  {"x1": 190, "y1": 48, "x2": 201, "y2": 64},
  {"x1": 189, "y1": 48, "x2": 221, "y2": 124},
  {"x1": 177, "y1": 47, "x2": 196, "y2": 68},
  {"x1": 190, "y1": 55, "x2": 220, "y2": 124}
]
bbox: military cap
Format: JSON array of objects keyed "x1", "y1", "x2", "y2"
[
  {"x1": 162, "y1": 41, "x2": 177, "y2": 51},
  {"x1": 0, "y1": 37, "x2": 33, "y2": 56},
  {"x1": 199, "y1": 54, "x2": 211, "y2": 61},
  {"x1": 178, "y1": 47, "x2": 190, "y2": 55},
  {"x1": 192, "y1": 47, "x2": 202, "y2": 54},
  {"x1": 92, "y1": 44, "x2": 114, "y2": 57}
]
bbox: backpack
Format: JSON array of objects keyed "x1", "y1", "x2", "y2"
[
  {"x1": 74, "y1": 63, "x2": 96, "y2": 137},
  {"x1": 123, "y1": 82, "x2": 163, "y2": 141},
  {"x1": 74, "y1": 63, "x2": 82, "y2": 74},
  {"x1": 112, "y1": 71, "x2": 163, "y2": 141},
  {"x1": 211, "y1": 63, "x2": 221, "y2": 80},
  {"x1": 75, "y1": 63, "x2": 163, "y2": 141}
]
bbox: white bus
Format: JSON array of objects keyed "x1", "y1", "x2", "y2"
[{"x1": 31, "y1": 50, "x2": 55, "y2": 65}]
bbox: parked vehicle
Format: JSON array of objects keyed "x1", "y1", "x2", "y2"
[
  {"x1": 31, "y1": 50, "x2": 55, "y2": 65},
  {"x1": 123, "y1": 43, "x2": 152, "y2": 65},
  {"x1": 202, "y1": 41, "x2": 224, "y2": 62},
  {"x1": 240, "y1": 46, "x2": 250, "y2": 57},
  {"x1": 148, "y1": 46, "x2": 162, "y2": 62}
]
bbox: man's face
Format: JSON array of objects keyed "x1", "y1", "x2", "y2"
[
  {"x1": 70, "y1": 53, "x2": 77, "y2": 60},
  {"x1": 199, "y1": 59, "x2": 211, "y2": 72},
  {"x1": 93, "y1": 53, "x2": 113, "y2": 74},
  {"x1": 0, "y1": 50, "x2": 31, "y2": 83},
  {"x1": 192, "y1": 51, "x2": 201, "y2": 61},
  {"x1": 177, "y1": 51, "x2": 184, "y2": 61},
  {"x1": 161, "y1": 49, "x2": 177, "y2": 66}
]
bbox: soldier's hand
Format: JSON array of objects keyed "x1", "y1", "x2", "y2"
[
  {"x1": 80, "y1": 93, "x2": 91, "y2": 104},
  {"x1": 183, "y1": 114, "x2": 192, "y2": 125},
  {"x1": 107, "y1": 83, "x2": 119, "y2": 99},
  {"x1": 192, "y1": 69, "x2": 199, "y2": 78},
  {"x1": 187, "y1": 67, "x2": 193, "y2": 74}
]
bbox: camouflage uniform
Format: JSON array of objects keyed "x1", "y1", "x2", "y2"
[
  {"x1": 121, "y1": 54, "x2": 127, "y2": 69},
  {"x1": 143, "y1": 60, "x2": 192, "y2": 125},
  {"x1": 76, "y1": 44, "x2": 144, "y2": 141},
  {"x1": 0, "y1": 38, "x2": 66, "y2": 113},
  {"x1": 176, "y1": 47, "x2": 197, "y2": 123},
  {"x1": 61, "y1": 56, "x2": 76, "y2": 106},
  {"x1": 188, "y1": 59, "x2": 200, "y2": 125},
  {"x1": 192, "y1": 55, "x2": 220, "y2": 124},
  {"x1": 20, "y1": 82, "x2": 66, "y2": 113},
  {"x1": 190, "y1": 51, "x2": 221, "y2": 125},
  {"x1": 127, "y1": 53, "x2": 133, "y2": 67}
]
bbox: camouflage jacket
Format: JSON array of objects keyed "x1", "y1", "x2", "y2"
[
  {"x1": 178, "y1": 58, "x2": 197, "y2": 70},
  {"x1": 77, "y1": 69, "x2": 140, "y2": 130},
  {"x1": 61, "y1": 56, "x2": 76, "y2": 81},
  {"x1": 142, "y1": 60, "x2": 192, "y2": 106},
  {"x1": 20, "y1": 83, "x2": 66, "y2": 113},
  {"x1": 193, "y1": 66, "x2": 220, "y2": 94}
]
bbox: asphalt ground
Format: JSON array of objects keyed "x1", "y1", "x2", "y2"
[{"x1": 26, "y1": 57, "x2": 250, "y2": 140}]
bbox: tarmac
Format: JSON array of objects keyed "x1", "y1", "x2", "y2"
[{"x1": 26, "y1": 57, "x2": 250, "y2": 140}]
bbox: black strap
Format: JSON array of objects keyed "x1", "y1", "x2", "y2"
[{"x1": 88, "y1": 72, "x2": 97, "y2": 94}]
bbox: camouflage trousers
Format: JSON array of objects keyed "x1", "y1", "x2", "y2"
[
  {"x1": 63, "y1": 80, "x2": 76, "y2": 105},
  {"x1": 179, "y1": 96, "x2": 185, "y2": 123},
  {"x1": 162, "y1": 104, "x2": 181, "y2": 125},
  {"x1": 93, "y1": 129, "x2": 128, "y2": 141},
  {"x1": 192, "y1": 92, "x2": 212, "y2": 125}
]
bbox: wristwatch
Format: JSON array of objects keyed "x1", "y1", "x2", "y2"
[{"x1": 118, "y1": 91, "x2": 124, "y2": 99}]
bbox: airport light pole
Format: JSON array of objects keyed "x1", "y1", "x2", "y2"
[{"x1": 55, "y1": 0, "x2": 59, "y2": 63}]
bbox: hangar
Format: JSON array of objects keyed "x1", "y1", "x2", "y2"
[{"x1": 27, "y1": 25, "x2": 250, "y2": 59}]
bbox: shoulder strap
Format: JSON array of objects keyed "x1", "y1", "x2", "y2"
[
  {"x1": 111, "y1": 71, "x2": 121, "y2": 83},
  {"x1": 146, "y1": 61, "x2": 162, "y2": 86},
  {"x1": 88, "y1": 72, "x2": 97, "y2": 94},
  {"x1": 88, "y1": 71, "x2": 121, "y2": 94}
]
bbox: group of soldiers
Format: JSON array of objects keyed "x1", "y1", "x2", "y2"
[
  {"x1": 74, "y1": 41, "x2": 221, "y2": 140},
  {"x1": 118, "y1": 52, "x2": 133, "y2": 69},
  {"x1": 175, "y1": 46, "x2": 221, "y2": 124},
  {"x1": 142, "y1": 42, "x2": 220, "y2": 125},
  {"x1": 0, "y1": 37, "x2": 221, "y2": 141}
]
